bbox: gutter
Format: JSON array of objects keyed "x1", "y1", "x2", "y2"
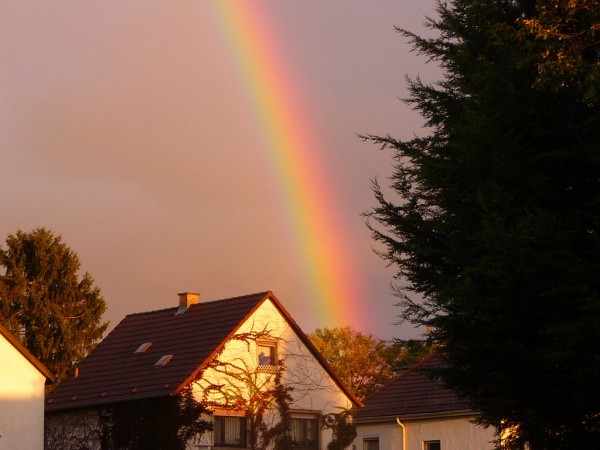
[{"x1": 354, "y1": 409, "x2": 477, "y2": 424}]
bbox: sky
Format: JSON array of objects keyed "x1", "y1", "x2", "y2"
[{"x1": 0, "y1": 1, "x2": 440, "y2": 340}]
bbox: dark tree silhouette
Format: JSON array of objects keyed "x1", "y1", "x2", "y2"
[{"x1": 364, "y1": 1, "x2": 600, "y2": 448}]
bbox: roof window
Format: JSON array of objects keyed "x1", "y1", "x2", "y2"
[
  {"x1": 154, "y1": 354, "x2": 173, "y2": 367},
  {"x1": 134, "y1": 342, "x2": 152, "y2": 353}
]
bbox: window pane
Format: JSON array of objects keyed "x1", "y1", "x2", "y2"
[
  {"x1": 215, "y1": 416, "x2": 245, "y2": 447},
  {"x1": 258, "y1": 344, "x2": 275, "y2": 365},
  {"x1": 425, "y1": 440, "x2": 441, "y2": 450},
  {"x1": 363, "y1": 438, "x2": 379, "y2": 450},
  {"x1": 291, "y1": 418, "x2": 317, "y2": 449}
]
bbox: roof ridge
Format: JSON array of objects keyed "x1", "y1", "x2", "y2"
[{"x1": 125, "y1": 291, "x2": 273, "y2": 317}]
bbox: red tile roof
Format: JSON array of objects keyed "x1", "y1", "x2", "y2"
[
  {"x1": 0, "y1": 323, "x2": 55, "y2": 383},
  {"x1": 355, "y1": 355, "x2": 472, "y2": 421},
  {"x1": 47, "y1": 291, "x2": 360, "y2": 412}
]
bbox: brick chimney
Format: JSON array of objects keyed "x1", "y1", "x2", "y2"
[{"x1": 176, "y1": 292, "x2": 199, "y2": 314}]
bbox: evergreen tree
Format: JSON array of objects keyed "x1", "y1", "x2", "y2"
[
  {"x1": 0, "y1": 228, "x2": 107, "y2": 381},
  {"x1": 364, "y1": 1, "x2": 600, "y2": 448},
  {"x1": 519, "y1": 0, "x2": 600, "y2": 103}
]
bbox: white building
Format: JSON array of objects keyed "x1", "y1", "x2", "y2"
[
  {"x1": 0, "y1": 324, "x2": 54, "y2": 450},
  {"x1": 46, "y1": 291, "x2": 360, "y2": 449},
  {"x1": 354, "y1": 355, "x2": 496, "y2": 450}
]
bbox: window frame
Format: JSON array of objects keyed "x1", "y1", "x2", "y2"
[
  {"x1": 424, "y1": 440, "x2": 441, "y2": 450},
  {"x1": 213, "y1": 415, "x2": 247, "y2": 448},
  {"x1": 363, "y1": 436, "x2": 379, "y2": 450},
  {"x1": 290, "y1": 416, "x2": 319, "y2": 450},
  {"x1": 257, "y1": 340, "x2": 278, "y2": 371}
]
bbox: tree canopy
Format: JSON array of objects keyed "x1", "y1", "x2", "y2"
[
  {"x1": 0, "y1": 228, "x2": 107, "y2": 381},
  {"x1": 309, "y1": 327, "x2": 391, "y2": 400},
  {"x1": 308, "y1": 326, "x2": 433, "y2": 400},
  {"x1": 519, "y1": 0, "x2": 600, "y2": 103},
  {"x1": 364, "y1": 0, "x2": 600, "y2": 448}
]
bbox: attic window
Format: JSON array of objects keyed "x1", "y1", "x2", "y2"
[
  {"x1": 134, "y1": 342, "x2": 152, "y2": 353},
  {"x1": 257, "y1": 341, "x2": 278, "y2": 371},
  {"x1": 154, "y1": 354, "x2": 173, "y2": 367}
]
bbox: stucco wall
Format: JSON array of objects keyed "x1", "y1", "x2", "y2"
[
  {"x1": 355, "y1": 416, "x2": 496, "y2": 450},
  {"x1": 0, "y1": 333, "x2": 47, "y2": 450},
  {"x1": 355, "y1": 422, "x2": 404, "y2": 450},
  {"x1": 194, "y1": 298, "x2": 353, "y2": 448}
]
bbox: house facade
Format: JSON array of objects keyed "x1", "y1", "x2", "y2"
[
  {"x1": 46, "y1": 291, "x2": 360, "y2": 449},
  {"x1": 0, "y1": 324, "x2": 54, "y2": 450},
  {"x1": 354, "y1": 355, "x2": 496, "y2": 450}
]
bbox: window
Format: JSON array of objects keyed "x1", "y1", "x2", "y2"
[
  {"x1": 290, "y1": 417, "x2": 318, "y2": 449},
  {"x1": 424, "y1": 440, "x2": 441, "y2": 450},
  {"x1": 134, "y1": 342, "x2": 152, "y2": 353},
  {"x1": 257, "y1": 342, "x2": 277, "y2": 368},
  {"x1": 363, "y1": 437, "x2": 379, "y2": 450},
  {"x1": 214, "y1": 416, "x2": 246, "y2": 447},
  {"x1": 154, "y1": 354, "x2": 173, "y2": 367}
]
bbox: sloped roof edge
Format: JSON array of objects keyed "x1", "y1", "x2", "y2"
[
  {"x1": 355, "y1": 353, "x2": 475, "y2": 420},
  {"x1": 0, "y1": 323, "x2": 55, "y2": 382},
  {"x1": 267, "y1": 292, "x2": 363, "y2": 409},
  {"x1": 173, "y1": 291, "x2": 362, "y2": 409}
]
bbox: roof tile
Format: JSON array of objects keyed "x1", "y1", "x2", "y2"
[
  {"x1": 355, "y1": 355, "x2": 472, "y2": 420},
  {"x1": 46, "y1": 292, "x2": 268, "y2": 411}
]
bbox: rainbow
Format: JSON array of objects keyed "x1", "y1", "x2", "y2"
[{"x1": 208, "y1": 3, "x2": 366, "y2": 328}]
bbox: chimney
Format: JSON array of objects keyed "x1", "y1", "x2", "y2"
[{"x1": 176, "y1": 292, "x2": 199, "y2": 314}]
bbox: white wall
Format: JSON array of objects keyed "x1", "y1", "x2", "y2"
[
  {"x1": 355, "y1": 422, "x2": 404, "y2": 450},
  {"x1": 0, "y1": 334, "x2": 47, "y2": 450},
  {"x1": 405, "y1": 416, "x2": 496, "y2": 450},
  {"x1": 194, "y1": 298, "x2": 354, "y2": 449},
  {"x1": 355, "y1": 416, "x2": 496, "y2": 450}
]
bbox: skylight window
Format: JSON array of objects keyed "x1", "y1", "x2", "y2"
[
  {"x1": 154, "y1": 355, "x2": 173, "y2": 367},
  {"x1": 134, "y1": 342, "x2": 152, "y2": 353}
]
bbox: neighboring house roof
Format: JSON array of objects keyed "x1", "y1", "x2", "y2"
[
  {"x1": 46, "y1": 291, "x2": 360, "y2": 412},
  {"x1": 0, "y1": 323, "x2": 55, "y2": 383},
  {"x1": 355, "y1": 354, "x2": 472, "y2": 421}
]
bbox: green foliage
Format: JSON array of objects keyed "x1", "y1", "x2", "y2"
[
  {"x1": 519, "y1": 0, "x2": 600, "y2": 103},
  {"x1": 382, "y1": 337, "x2": 435, "y2": 369},
  {"x1": 365, "y1": 0, "x2": 600, "y2": 448},
  {"x1": 325, "y1": 410, "x2": 357, "y2": 450},
  {"x1": 267, "y1": 371, "x2": 294, "y2": 450},
  {"x1": 0, "y1": 228, "x2": 107, "y2": 381}
]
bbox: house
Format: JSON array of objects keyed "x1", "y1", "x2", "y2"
[
  {"x1": 0, "y1": 323, "x2": 55, "y2": 450},
  {"x1": 46, "y1": 291, "x2": 361, "y2": 449},
  {"x1": 353, "y1": 355, "x2": 496, "y2": 450}
]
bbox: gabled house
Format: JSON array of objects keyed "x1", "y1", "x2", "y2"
[
  {"x1": 354, "y1": 355, "x2": 495, "y2": 450},
  {"x1": 0, "y1": 323, "x2": 55, "y2": 450},
  {"x1": 46, "y1": 291, "x2": 360, "y2": 449}
]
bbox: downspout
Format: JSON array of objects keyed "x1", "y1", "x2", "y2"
[{"x1": 396, "y1": 418, "x2": 407, "y2": 450}]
